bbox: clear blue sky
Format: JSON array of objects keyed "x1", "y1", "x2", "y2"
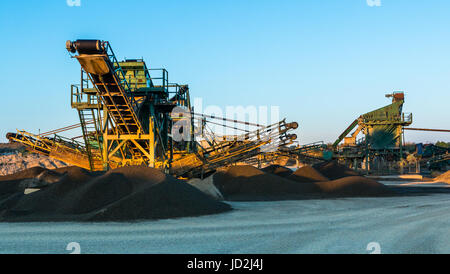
[{"x1": 0, "y1": 0, "x2": 449, "y2": 144}]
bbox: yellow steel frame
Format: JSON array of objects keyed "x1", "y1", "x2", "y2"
[
  {"x1": 98, "y1": 109, "x2": 168, "y2": 170},
  {"x1": 8, "y1": 130, "x2": 103, "y2": 170}
]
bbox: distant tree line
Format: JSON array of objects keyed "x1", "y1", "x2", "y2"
[{"x1": 436, "y1": 141, "x2": 450, "y2": 148}]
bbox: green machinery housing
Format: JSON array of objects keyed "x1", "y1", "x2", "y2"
[{"x1": 332, "y1": 92, "x2": 413, "y2": 171}]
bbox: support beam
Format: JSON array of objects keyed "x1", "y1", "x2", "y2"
[
  {"x1": 130, "y1": 139, "x2": 152, "y2": 163},
  {"x1": 105, "y1": 134, "x2": 154, "y2": 140},
  {"x1": 108, "y1": 140, "x2": 127, "y2": 159},
  {"x1": 404, "y1": 128, "x2": 450, "y2": 132}
]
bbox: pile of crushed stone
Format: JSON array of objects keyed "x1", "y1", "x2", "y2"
[
  {"x1": 212, "y1": 165, "x2": 320, "y2": 201},
  {"x1": 434, "y1": 171, "x2": 450, "y2": 184},
  {"x1": 0, "y1": 143, "x2": 26, "y2": 154},
  {"x1": 0, "y1": 160, "x2": 394, "y2": 219},
  {"x1": 261, "y1": 165, "x2": 293, "y2": 177},
  {"x1": 208, "y1": 164, "x2": 390, "y2": 201},
  {"x1": 187, "y1": 176, "x2": 224, "y2": 200},
  {"x1": 314, "y1": 176, "x2": 390, "y2": 196},
  {"x1": 288, "y1": 165, "x2": 329, "y2": 183},
  {"x1": 0, "y1": 151, "x2": 68, "y2": 176},
  {"x1": 0, "y1": 166, "x2": 231, "y2": 222},
  {"x1": 312, "y1": 161, "x2": 359, "y2": 180}
]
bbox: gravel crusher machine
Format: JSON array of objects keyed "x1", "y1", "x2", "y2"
[
  {"x1": 7, "y1": 39, "x2": 298, "y2": 178},
  {"x1": 332, "y1": 92, "x2": 413, "y2": 172}
]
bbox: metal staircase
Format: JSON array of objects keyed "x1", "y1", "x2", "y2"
[
  {"x1": 77, "y1": 108, "x2": 99, "y2": 170},
  {"x1": 94, "y1": 43, "x2": 143, "y2": 135}
]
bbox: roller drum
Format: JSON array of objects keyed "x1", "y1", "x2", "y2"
[
  {"x1": 288, "y1": 134, "x2": 297, "y2": 141},
  {"x1": 6, "y1": 132, "x2": 21, "y2": 140},
  {"x1": 66, "y1": 39, "x2": 105, "y2": 54},
  {"x1": 285, "y1": 122, "x2": 299, "y2": 130}
]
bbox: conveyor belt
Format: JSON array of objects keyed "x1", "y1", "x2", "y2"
[
  {"x1": 67, "y1": 40, "x2": 149, "y2": 159},
  {"x1": 6, "y1": 130, "x2": 103, "y2": 170},
  {"x1": 170, "y1": 120, "x2": 298, "y2": 177},
  {"x1": 67, "y1": 40, "x2": 143, "y2": 135}
]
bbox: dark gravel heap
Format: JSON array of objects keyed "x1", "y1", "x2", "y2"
[
  {"x1": 261, "y1": 165, "x2": 293, "y2": 177},
  {"x1": 312, "y1": 161, "x2": 359, "y2": 180},
  {"x1": 213, "y1": 164, "x2": 391, "y2": 201},
  {"x1": 213, "y1": 165, "x2": 320, "y2": 201},
  {"x1": 0, "y1": 166, "x2": 231, "y2": 222},
  {"x1": 288, "y1": 165, "x2": 329, "y2": 183}
]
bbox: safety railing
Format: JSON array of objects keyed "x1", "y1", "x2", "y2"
[
  {"x1": 148, "y1": 68, "x2": 169, "y2": 91},
  {"x1": 402, "y1": 112, "x2": 413, "y2": 123},
  {"x1": 103, "y1": 41, "x2": 137, "y2": 108},
  {"x1": 71, "y1": 84, "x2": 81, "y2": 106},
  {"x1": 71, "y1": 84, "x2": 100, "y2": 107}
]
